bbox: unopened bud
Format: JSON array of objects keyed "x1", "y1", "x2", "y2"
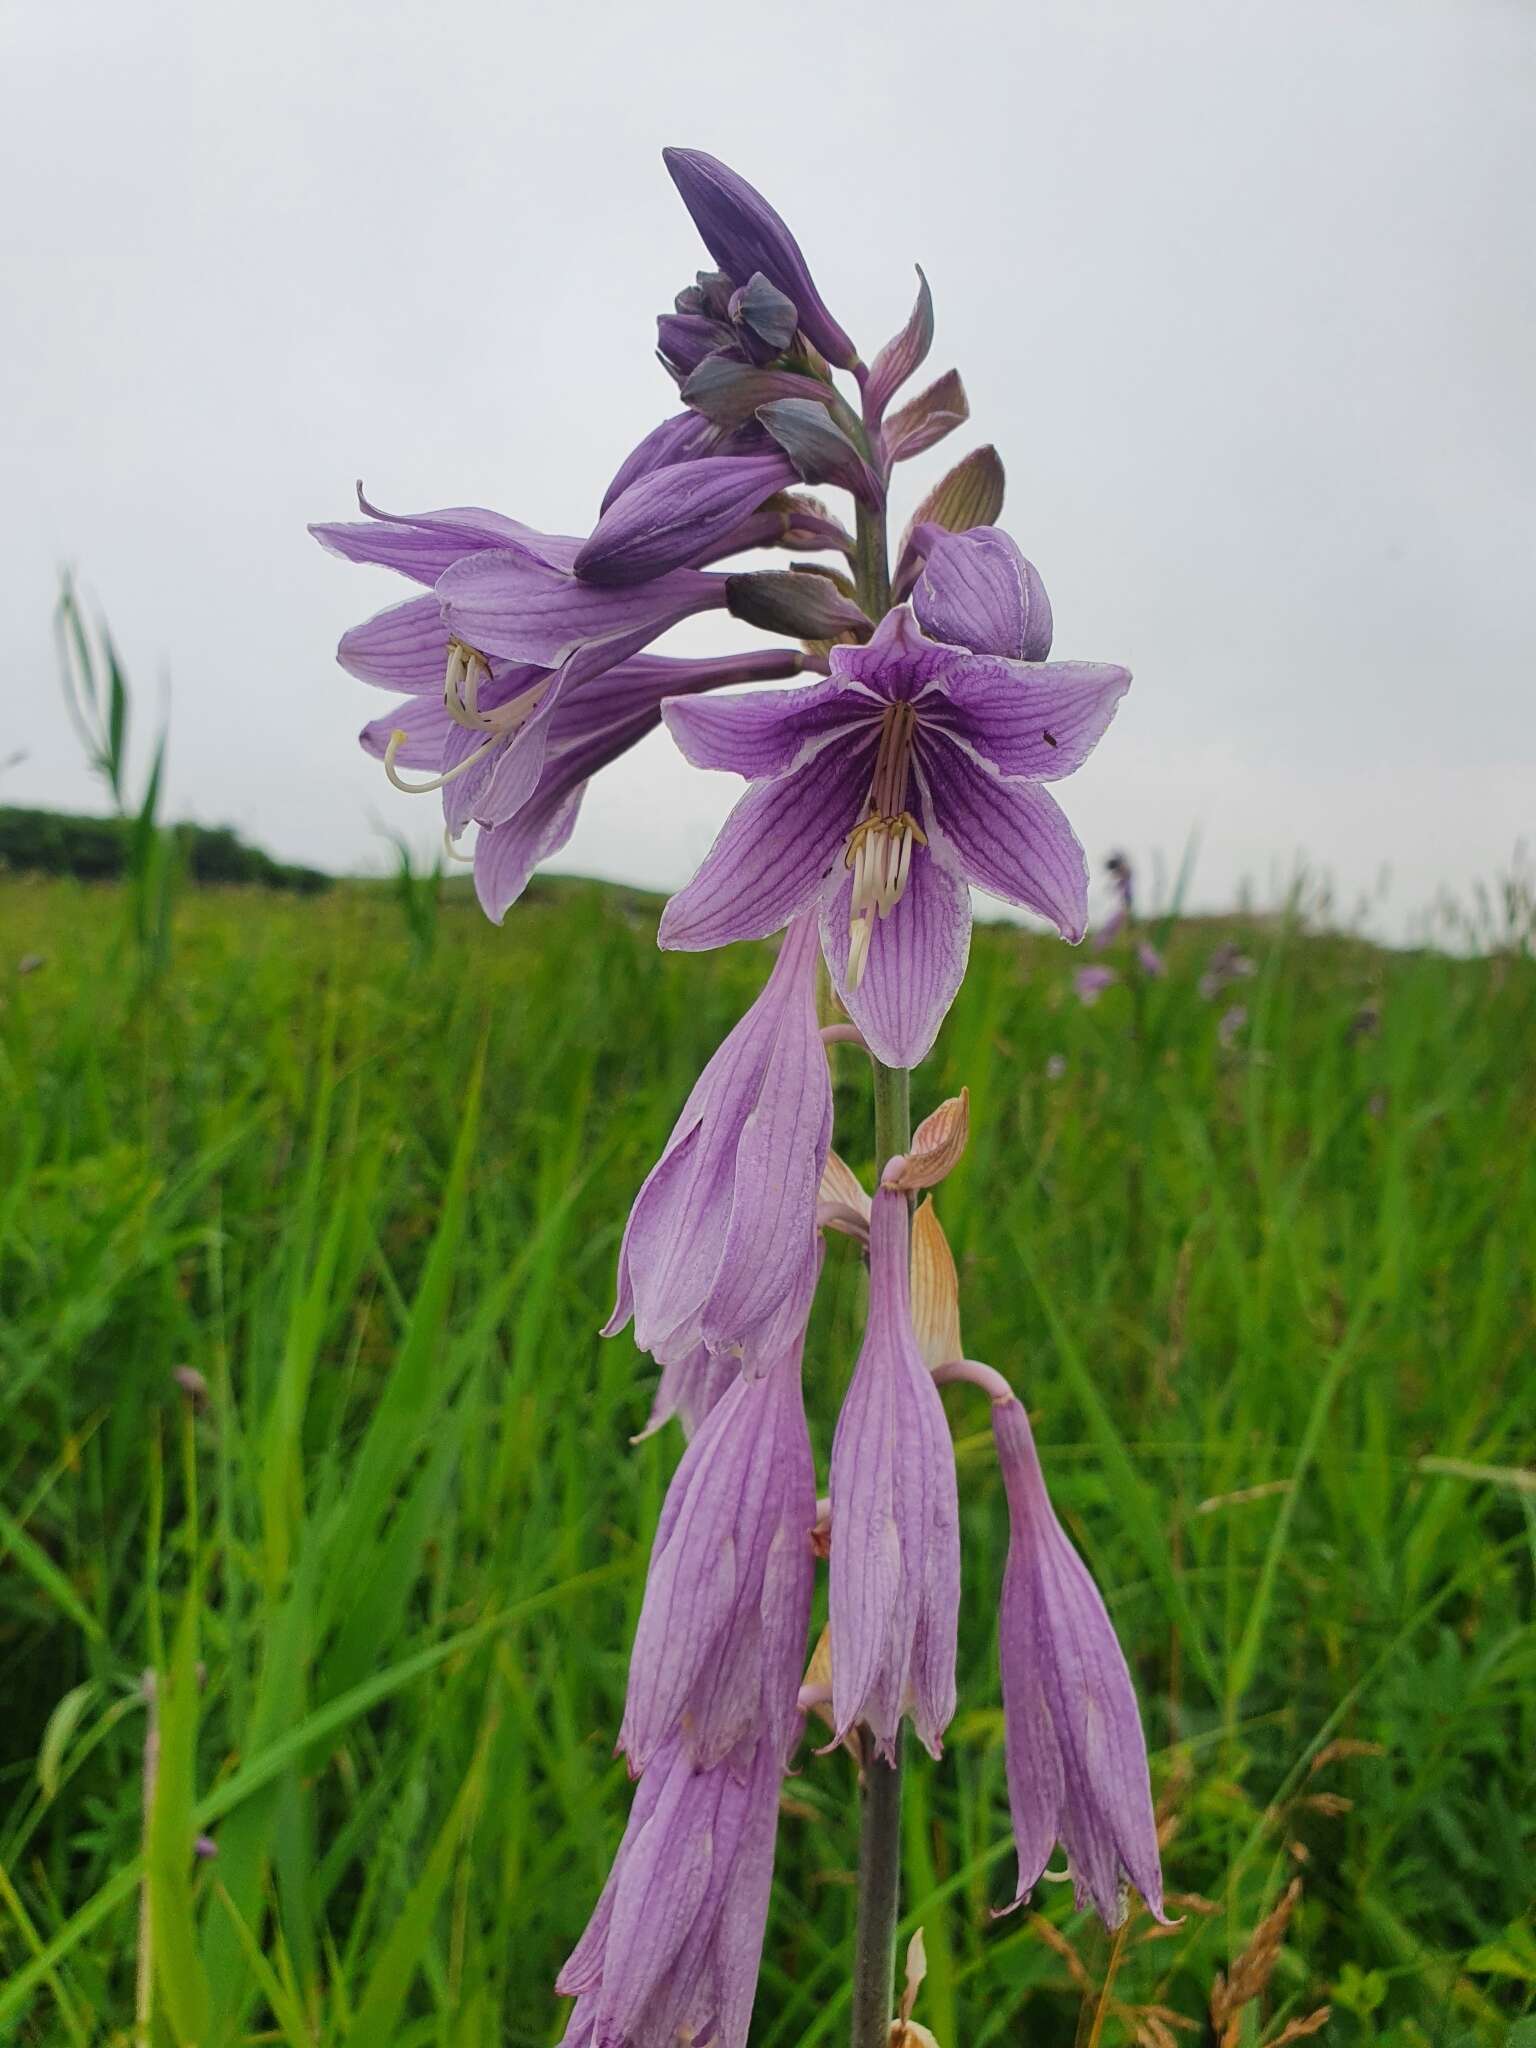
[{"x1": 726, "y1": 570, "x2": 871, "y2": 644}]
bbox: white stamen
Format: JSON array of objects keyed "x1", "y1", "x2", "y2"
[
  {"x1": 443, "y1": 826, "x2": 476, "y2": 864},
  {"x1": 847, "y1": 912, "x2": 874, "y2": 990},
  {"x1": 383, "y1": 727, "x2": 497, "y2": 794}
]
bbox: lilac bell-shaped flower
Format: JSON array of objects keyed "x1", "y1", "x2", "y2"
[
  {"x1": 827, "y1": 1186, "x2": 959, "y2": 1761},
  {"x1": 621, "y1": 1330, "x2": 816, "y2": 1773},
  {"x1": 557, "y1": 1733, "x2": 784, "y2": 2048},
  {"x1": 992, "y1": 1396, "x2": 1165, "y2": 1928},
  {"x1": 605, "y1": 914, "x2": 831, "y2": 1372}
]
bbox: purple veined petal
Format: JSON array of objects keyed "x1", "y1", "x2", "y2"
[
  {"x1": 601, "y1": 411, "x2": 723, "y2": 515},
  {"x1": 698, "y1": 924, "x2": 831, "y2": 1353},
  {"x1": 826, "y1": 604, "x2": 959, "y2": 705},
  {"x1": 827, "y1": 1190, "x2": 958, "y2": 1759},
  {"x1": 574, "y1": 453, "x2": 798, "y2": 588},
  {"x1": 557, "y1": 1754, "x2": 672, "y2": 1996},
  {"x1": 992, "y1": 1398, "x2": 1164, "y2": 1926},
  {"x1": 917, "y1": 737, "x2": 1090, "y2": 941},
  {"x1": 818, "y1": 839, "x2": 973, "y2": 1070},
  {"x1": 437, "y1": 544, "x2": 728, "y2": 668},
  {"x1": 635, "y1": 1342, "x2": 744, "y2": 1443},
  {"x1": 590, "y1": 1761, "x2": 726, "y2": 2039},
  {"x1": 918, "y1": 655, "x2": 1131, "y2": 782},
  {"x1": 912, "y1": 526, "x2": 1054, "y2": 662},
  {"x1": 664, "y1": 147, "x2": 859, "y2": 370},
  {"x1": 359, "y1": 694, "x2": 451, "y2": 768},
  {"x1": 310, "y1": 490, "x2": 554, "y2": 586},
  {"x1": 337, "y1": 594, "x2": 450, "y2": 691},
  {"x1": 996, "y1": 1496, "x2": 1068, "y2": 1909},
  {"x1": 472, "y1": 780, "x2": 586, "y2": 923},
  {"x1": 659, "y1": 740, "x2": 872, "y2": 953},
  {"x1": 662, "y1": 675, "x2": 881, "y2": 781}
]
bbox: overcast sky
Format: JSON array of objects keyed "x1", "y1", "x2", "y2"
[{"x1": 4, "y1": 0, "x2": 1532, "y2": 934}]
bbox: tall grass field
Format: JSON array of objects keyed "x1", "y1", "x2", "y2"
[{"x1": 1, "y1": 871, "x2": 1532, "y2": 2047}]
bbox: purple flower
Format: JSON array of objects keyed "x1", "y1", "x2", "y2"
[
  {"x1": 605, "y1": 915, "x2": 831, "y2": 1372},
  {"x1": 664, "y1": 148, "x2": 859, "y2": 372},
  {"x1": 660, "y1": 599, "x2": 1129, "y2": 1066},
  {"x1": 355, "y1": 644, "x2": 803, "y2": 924},
  {"x1": 557, "y1": 1733, "x2": 783, "y2": 2048},
  {"x1": 1136, "y1": 940, "x2": 1166, "y2": 979},
  {"x1": 1218, "y1": 1002, "x2": 1248, "y2": 1048},
  {"x1": 1073, "y1": 964, "x2": 1118, "y2": 1007},
  {"x1": 1199, "y1": 942, "x2": 1256, "y2": 1002},
  {"x1": 827, "y1": 1186, "x2": 959, "y2": 1761},
  {"x1": 912, "y1": 526, "x2": 1053, "y2": 662},
  {"x1": 992, "y1": 1397, "x2": 1164, "y2": 1928},
  {"x1": 621, "y1": 1335, "x2": 816, "y2": 1773}
]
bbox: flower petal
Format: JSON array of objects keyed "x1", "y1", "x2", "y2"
[
  {"x1": 472, "y1": 781, "x2": 586, "y2": 924},
  {"x1": 438, "y1": 545, "x2": 726, "y2": 668},
  {"x1": 575, "y1": 453, "x2": 796, "y2": 587},
  {"x1": 337, "y1": 595, "x2": 448, "y2": 691},
  {"x1": 912, "y1": 526, "x2": 1052, "y2": 661},
  {"x1": 919, "y1": 657, "x2": 1130, "y2": 781},
  {"x1": 818, "y1": 841, "x2": 972, "y2": 1069},
  {"x1": 662, "y1": 676, "x2": 880, "y2": 780},
  {"x1": 918, "y1": 739, "x2": 1089, "y2": 940},
  {"x1": 359, "y1": 694, "x2": 450, "y2": 767},
  {"x1": 659, "y1": 743, "x2": 870, "y2": 952}
]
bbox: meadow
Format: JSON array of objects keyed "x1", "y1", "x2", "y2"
[{"x1": 0, "y1": 869, "x2": 1532, "y2": 2048}]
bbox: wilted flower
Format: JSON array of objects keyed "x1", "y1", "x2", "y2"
[
  {"x1": 621, "y1": 1333, "x2": 816, "y2": 1773},
  {"x1": 605, "y1": 915, "x2": 830, "y2": 1371},
  {"x1": 557, "y1": 1732, "x2": 785, "y2": 2048},
  {"x1": 991, "y1": 1396, "x2": 1164, "y2": 1928},
  {"x1": 661, "y1": 598, "x2": 1128, "y2": 1066},
  {"x1": 827, "y1": 1186, "x2": 959, "y2": 1760}
]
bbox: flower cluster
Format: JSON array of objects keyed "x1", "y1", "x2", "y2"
[{"x1": 317, "y1": 146, "x2": 1161, "y2": 2047}]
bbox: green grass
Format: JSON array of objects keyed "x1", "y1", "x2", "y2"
[{"x1": 0, "y1": 871, "x2": 1532, "y2": 2048}]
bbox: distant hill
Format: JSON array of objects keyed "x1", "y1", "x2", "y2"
[{"x1": 0, "y1": 806, "x2": 330, "y2": 894}]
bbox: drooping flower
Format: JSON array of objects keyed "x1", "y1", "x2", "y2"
[
  {"x1": 663, "y1": 148, "x2": 859, "y2": 372},
  {"x1": 1218, "y1": 1002, "x2": 1248, "y2": 1048},
  {"x1": 557, "y1": 1732, "x2": 784, "y2": 2048},
  {"x1": 660, "y1": 581, "x2": 1130, "y2": 1066},
  {"x1": 1073, "y1": 964, "x2": 1118, "y2": 1006},
  {"x1": 1199, "y1": 941, "x2": 1256, "y2": 1002},
  {"x1": 605, "y1": 914, "x2": 830, "y2": 1372},
  {"x1": 991, "y1": 1396, "x2": 1164, "y2": 1928},
  {"x1": 827, "y1": 1186, "x2": 959, "y2": 1760},
  {"x1": 621, "y1": 1331, "x2": 816, "y2": 1773}
]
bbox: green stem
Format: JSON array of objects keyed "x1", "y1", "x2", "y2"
[{"x1": 848, "y1": 491, "x2": 909, "y2": 2048}]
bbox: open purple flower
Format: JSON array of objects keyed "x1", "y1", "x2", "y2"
[
  {"x1": 557, "y1": 1732, "x2": 784, "y2": 2048},
  {"x1": 992, "y1": 1397, "x2": 1164, "y2": 1928},
  {"x1": 660, "y1": 580, "x2": 1130, "y2": 1067},
  {"x1": 827, "y1": 1186, "x2": 959, "y2": 1761},
  {"x1": 622, "y1": 1331, "x2": 816, "y2": 1774},
  {"x1": 605, "y1": 915, "x2": 830, "y2": 1372}
]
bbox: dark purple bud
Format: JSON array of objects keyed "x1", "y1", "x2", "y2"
[
  {"x1": 676, "y1": 270, "x2": 737, "y2": 319},
  {"x1": 892, "y1": 446, "x2": 1007, "y2": 595},
  {"x1": 725, "y1": 570, "x2": 873, "y2": 642},
  {"x1": 884, "y1": 369, "x2": 970, "y2": 465},
  {"x1": 913, "y1": 526, "x2": 1052, "y2": 660},
  {"x1": 601, "y1": 411, "x2": 721, "y2": 515},
  {"x1": 864, "y1": 266, "x2": 934, "y2": 424},
  {"x1": 730, "y1": 272, "x2": 800, "y2": 360},
  {"x1": 756, "y1": 400, "x2": 883, "y2": 509},
  {"x1": 682, "y1": 356, "x2": 835, "y2": 431},
  {"x1": 664, "y1": 147, "x2": 860, "y2": 370},
  {"x1": 657, "y1": 311, "x2": 735, "y2": 381},
  {"x1": 575, "y1": 453, "x2": 798, "y2": 586}
]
